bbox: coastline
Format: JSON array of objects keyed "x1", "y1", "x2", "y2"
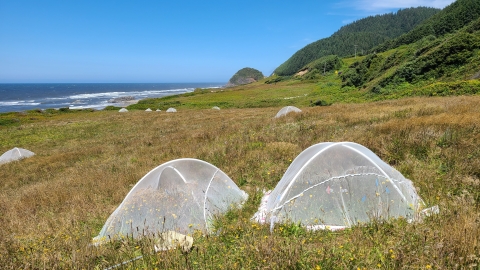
[
  {"x1": 0, "y1": 83, "x2": 224, "y2": 113},
  {"x1": 116, "y1": 99, "x2": 139, "y2": 108}
]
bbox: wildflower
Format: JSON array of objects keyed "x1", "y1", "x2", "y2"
[{"x1": 426, "y1": 265, "x2": 432, "y2": 269}]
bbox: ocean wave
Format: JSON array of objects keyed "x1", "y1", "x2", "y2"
[
  {"x1": 69, "y1": 102, "x2": 110, "y2": 110},
  {"x1": 43, "y1": 97, "x2": 70, "y2": 101},
  {"x1": 69, "y1": 91, "x2": 127, "y2": 99},
  {"x1": 69, "y1": 88, "x2": 194, "y2": 100},
  {"x1": 0, "y1": 101, "x2": 41, "y2": 106}
]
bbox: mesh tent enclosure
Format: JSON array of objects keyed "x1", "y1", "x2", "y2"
[
  {"x1": 254, "y1": 142, "x2": 426, "y2": 230},
  {"x1": 94, "y1": 158, "x2": 248, "y2": 243},
  {"x1": 275, "y1": 106, "x2": 302, "y2": 118},
  {"x1": 119, "y1": 108, "x2": 128, "y2": 112},
  {"x1": 166, "y1": 108, "x2": 177, "y2": 112},
  {"x1": 0, "y1": 147, "x2": 35, "y2": 165}
]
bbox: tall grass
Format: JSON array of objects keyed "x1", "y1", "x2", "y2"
[{"x1": 0, "y1": 95, "x2": 479, "y2": 269}]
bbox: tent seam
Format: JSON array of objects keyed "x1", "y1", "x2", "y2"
[
  {"x1": 276, "y1": 142, "x2": 339, "y2": 206},
  {"x1": 271, "y1": 172, "x2": 396, "y2": 213},
  {"x1": 342, "y1": 144, "x2": 407, "y2": 202},
  {"x1": 203, "y1": 169, "x2": 219, "y2": 234}
]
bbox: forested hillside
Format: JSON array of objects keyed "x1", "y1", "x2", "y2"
[
  {"x1": 339, "y1": 16, "x2": 480, "y2": 96},
  {"x1": 372, "y1": 0, "x2": 480, "y2": 53},
  {"x1": 274, "y1": 7, "x2": 439, "y2": 76}
]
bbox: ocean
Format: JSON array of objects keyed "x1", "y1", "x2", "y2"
[{"x1": 0, "y1": 83, "x2": 223, "y2": 113}]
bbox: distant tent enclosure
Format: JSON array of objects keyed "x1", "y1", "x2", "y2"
[
  {"x1": 0, "y1": 147, "x2": 35, "y2": 165},
  {"x1": 254, "y1": 142, "x2": 430, "y2": 230},
  {"x1": 275, "y1": 106, "x2": 302, "y2": 118},
  {"x1": 94, "y1": 158, "x2": 248, "y2": 243}
]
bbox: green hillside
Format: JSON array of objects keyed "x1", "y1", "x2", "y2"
[
  {"x1": 274, "y1": 7, "x2": 439, "y2": 76},
  {"x1": 339, "y1": 16, "x2": 480, "y2": 98},
  {"x1": 373, "y1": 0, "x2": 480, "y2": 53}
]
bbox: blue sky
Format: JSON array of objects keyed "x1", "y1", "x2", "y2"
[{"x1": 0, "y1": 0, "x2": 455, "y2": 83}]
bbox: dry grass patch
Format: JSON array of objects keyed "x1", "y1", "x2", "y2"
[{"x1": 0, "y1": 96, "x2": 479, "y2": 268}]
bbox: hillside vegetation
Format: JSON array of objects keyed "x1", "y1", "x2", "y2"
[
  {"x1": 373, "y1": 0, "x2": 480, "y2": 53},
  {"x1": 274, "y1": 7, "x2": 439, "y2": 76},
  {"x1": 339, "y1": 16, "x2": 480, "y2": 94}
]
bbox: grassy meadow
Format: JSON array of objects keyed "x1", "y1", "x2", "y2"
[{"x1": 0, "y1": 85, "x2": 479, "y2": 269}]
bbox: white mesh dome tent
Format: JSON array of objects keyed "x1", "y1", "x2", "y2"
[
  {"x1": 166, "y1": 108, "x2": 177, "y2": 113},
  {"x1": 0, "y1": 147, "x2": 35, "y2": 165},
  {"x1": 94, "y1": 158, "x2": 248, "y2": 243},
  {"x1": 275, "y1": 106, "x2": 302, "y2": 118},
  {"x1": 254, "y1": 142, "x2": 428, "y2": 230}
]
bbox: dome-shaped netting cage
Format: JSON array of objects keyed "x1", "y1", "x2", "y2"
[
  {"x1": 0, "y1": 147, "x2": 35, "y2": 165},
  {"x1": 94, "y1": 158, "x2": 248, "y2": 243},
  {"x1": 254, "y1": 142, "x2": 426, "y2": 230},
  {"x1": 275, "y1": 106, "x2": 302, "y2": 118}
]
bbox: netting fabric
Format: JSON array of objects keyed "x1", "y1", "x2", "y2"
[
  {"x1": 275, "y1": 106, "x2": 302, "y2": 118},
  {"x1": 257, "y1": 142, "x2": 424, "y2": 229},
  {"x1": 94, "y1": 158, "x2": 248, "y2": 243},
  {"x1": 0, "y1": 147, "x2": 35, "y2": 165}
]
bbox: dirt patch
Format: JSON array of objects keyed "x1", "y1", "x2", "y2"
[{"x1": 295, "y1": 69, "x2": 309, "y2": 76}]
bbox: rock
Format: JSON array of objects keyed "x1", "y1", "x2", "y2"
[
  {"x1": 154, "y1": 231, "x2": 194, "y2": 253},
  {"x1": 108, "y1": 96, "x2": 135, "y2": 103},
  {"x1": 226, "y1": 67, "x2": 264, "y2": 87}
]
